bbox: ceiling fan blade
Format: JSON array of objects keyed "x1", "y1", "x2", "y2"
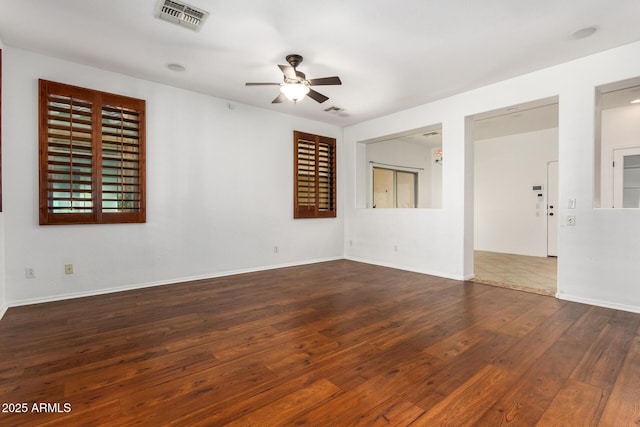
[
  {"x1": 272, "y1": 93, "x2": 286, "y2": 104},
  {"x1": 308, "y1": 76, "x2": 342, "y2": 86},
  {"x1": 245, "y1": 82, "x2": 281, "y2": 86},
  {"x1": 278, "y1": 64, "x2": 296, "y2": 79},
  {"x1": 306, "y1": 89, "x2": 329, "y2": 103}
]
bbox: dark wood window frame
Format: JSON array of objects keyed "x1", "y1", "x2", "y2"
[
  {"x1": 39, "y1": 79, "x2": 146, "y2": 225},
  {"x1": 293, "y1": 130, "x2": 337, "y2": 219}
]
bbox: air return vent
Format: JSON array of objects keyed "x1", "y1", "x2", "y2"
[
  {"x1": 154, "y1": 0, "x2": 209, "y2": 32},
  {"x1": 323, "y1": 106, "x2": 345, "y2": 114}
]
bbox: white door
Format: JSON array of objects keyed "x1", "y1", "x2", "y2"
[
  {"x1": 613, "y1": 147, "x2": 640, "y2": 208},
  {"x1": 547, "y1": 161, "x2": 558, "y2": 257}
]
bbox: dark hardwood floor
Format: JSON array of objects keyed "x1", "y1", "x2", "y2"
[{"x1": 0, "y1": 260, "x2": 639, "y2": 426}]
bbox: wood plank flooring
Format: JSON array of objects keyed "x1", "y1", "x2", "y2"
[{"x1": 0, "y1": 260, "x2": 639, "y2": 426}]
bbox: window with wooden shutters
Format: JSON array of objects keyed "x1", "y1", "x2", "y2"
[
  {"x1": 294, "y1": 131, "x2": 336, "y2": 218},
  {"x1": 39, "y1": 80, "x2": 146, "y2": 225}
]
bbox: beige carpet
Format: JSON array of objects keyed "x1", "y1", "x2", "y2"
[{"x1": 472, "y1": 250, "x2": 557, "y2": 296}]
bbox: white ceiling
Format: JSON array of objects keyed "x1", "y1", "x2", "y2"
[
  {"x1": 1, "y1": 0, "x2": 640, "y2": 126},
  {"x1": 370, "y1": 100, "x2": 560, "y2": 148},
  {"x1": 473, "y1": 98, "x2": 559, "y2": 141}
]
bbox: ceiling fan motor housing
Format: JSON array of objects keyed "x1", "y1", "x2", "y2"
[{"x1": 286, "y1": 54, "x2": 304, "y2": 68}]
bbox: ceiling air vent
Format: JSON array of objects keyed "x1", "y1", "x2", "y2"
[
  {"x1": 154, "y1": 0, "x2": 209, "y2": 32},
  {"x1": 324, "y1": 106, "x2": 345, "y2": 114}
]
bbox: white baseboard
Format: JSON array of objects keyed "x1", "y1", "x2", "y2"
[
  {"x1": 346, "y1": 256, "x2": 471, "y2": 281},
  {"x1": 7, "y1": 259, "x2": 639, "y2": 316},
  {"x1": 8, "y1": 257, "x2": 343, "y2": 309},
  {"x1": 556, "y1": 293, "x2": 640, "y2": 314}
]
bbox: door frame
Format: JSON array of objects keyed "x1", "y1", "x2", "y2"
[{"x1": 547, "y1": 161, "x2": 559, "y2": 257}]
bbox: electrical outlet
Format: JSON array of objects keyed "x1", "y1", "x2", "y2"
[
  {"x1": 349, "y1": 240, "x2": 353, "y2": 247},
  {"x1": 567, "y1": 215, "x2": 576, "y2": 226},
  {"x1": 568, "y1": 198, "x2": 576, "y2": 209},
  {"x1": 273, "y1": 246, "x2": 278, "y2": 254},
  {"x1": 394, "y1": 245, "x2": 398, "y2": 252},
  {"x1": 25, "y1": 268, "x2": 36, "y2": 279},
  {"x1": 65, "y1": 264, "x2": 74, "y2": 275}
]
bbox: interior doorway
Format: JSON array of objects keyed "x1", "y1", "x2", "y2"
[{"x1": 472, "y1": 97, "x2": 559, "y2": 296}]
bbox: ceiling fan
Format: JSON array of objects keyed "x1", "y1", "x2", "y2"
[{"x1": 246, "y1": 54, "x2": 342, "y2": 104}]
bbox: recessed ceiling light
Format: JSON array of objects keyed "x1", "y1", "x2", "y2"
[
  {"x1": 631, "y1": 99, "x2": 640, "y2": 104},
  {"x1": 570, "y1": 26, "x2": 599, "y2": 40},
  {"x1": 167, "y1": 63, "x2": 186, "y2": 72}
]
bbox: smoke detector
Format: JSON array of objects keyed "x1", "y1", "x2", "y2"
[{"x1": 155, "y1": 0, "x2": 209, "y2": 32}]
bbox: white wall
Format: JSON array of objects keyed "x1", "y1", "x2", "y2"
[
  {"x1": 3, "y1": 47, "x2": 344, "y2": 305},
  {"x1": 0, "y1": 40, "x2": 6, "y2": 318},
  {"x1": 346, "y1": 109, "x2": 472, "y2": 280},
  {"x1": 600, "y1": 104, "x2": 640, "y2": 207},
  {"x1": 4, "y1": 42, "x2": 640, "y2": 316},
  {"x1": 475, "y1": 128, "x2": 558, "y2": 256},
  {"x1": 0, "y1": 214, "x2": 5, "y2": 318},
  {"x1": 345, "y1": 40, "x2": 640, "y2": 313}
]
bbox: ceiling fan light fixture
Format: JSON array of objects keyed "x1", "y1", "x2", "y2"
[
  {"x1": 280, "y1": 81, "x2": 310, "y2": 103},
  {"x1": 246, "y1": 54, "x2": 340, "y2": 104}
]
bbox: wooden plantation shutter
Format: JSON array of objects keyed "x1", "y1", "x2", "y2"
[
  {"x1": 294, "y1": 131, "x2": 336, "y2": 219},
  {"x1": 39, "y1": 80, "x2": 145, "y2": 225},
  {"x1": 100, "y1": 95, "x2": 145, "y2": 222},
  {"x1": 296, "y1": 136, "x2": 316, "y2": 216},
  {"x1": 317, "y1": 140, "x2": 335, "y2": 213},
  {"x1": 40, "y1": 83, "x2": 95, "y2": 224}
]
